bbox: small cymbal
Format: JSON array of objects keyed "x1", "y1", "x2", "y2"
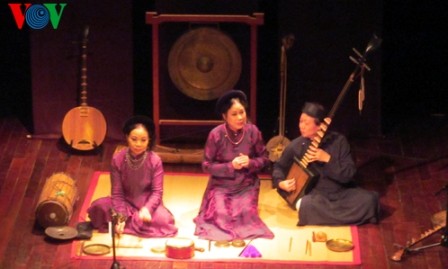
[
  {"x1": 214, "y1": 240, "x2": 231, "y2": 247},
  {"x1": 326, "y1": 238, "x2": 354, "y2": 252},
  {"x1": 231, "y1": 239, "x2": 246, "y2": 248},
  {"x1": 45, "y1": 226, "x2": 78, "y2": 240},
  {"x1": 82, "y1": 243, "x2": 110, "y2": 256}
]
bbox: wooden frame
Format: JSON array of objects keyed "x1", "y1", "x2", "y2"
[{"x1": 145, "y1": 12, "x2": 264, "y2": 145}]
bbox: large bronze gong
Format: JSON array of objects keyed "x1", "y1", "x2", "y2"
[{"x1": 168, "y1": 27, "x2": 242, "y2": 100}]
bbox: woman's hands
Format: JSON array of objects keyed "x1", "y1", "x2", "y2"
[
  {"x1": 138, "y1": 206, "x2": 152, "y2": 222},
  {"x1": 115, "y1": 220, "x2": 125, "y2": 234},
  {"x1": 113, "y1": 213, "x2": 127, "y2": 235},
  {"x1": 114, "y1": 207, "x2": 152, "y2": 234},
  {"x1": 232, "y1": 153, "x2": 249, "y2": 170}
]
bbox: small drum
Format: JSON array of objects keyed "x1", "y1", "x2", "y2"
[
  {"x1": 35, "y1": 173, "x2": 79, "y2": 228},
  {"x1": 165, "y1": 237, "x2": 204, "y2": 259}
]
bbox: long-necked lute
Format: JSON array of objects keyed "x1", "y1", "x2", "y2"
[
  {"x1": 280, "y1": 35, "x2": 382, "y2": 209},
  {"x1": 62, "y1": 26, "x2": 107, "y2": 151},
  {"x1": 266, "y1": 34, "x2": 295, "y2": 162},
  {"x1": 390, "y1": 224, "x2": 444, "y2": 262}
]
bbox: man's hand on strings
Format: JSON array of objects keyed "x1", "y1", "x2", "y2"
[
  {"x1": 279, "y1": 178, "x2": 296, "y2": 192},
  {"x1": 306, "y1": 147, "x2": 331, "y2": 163}
]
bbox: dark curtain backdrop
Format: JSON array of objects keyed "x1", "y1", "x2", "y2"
[
  {"x1": 30, "y1": 1, "x2": 133, "y2": 140},
  {"x1": 3, "y1": 0, "x2": 386, "y2": 144},
  {"x1": 148, "y1": 0, "x2": 383, "y2": 142},
  {"x1": 274, "y1": 0, "x2": 383, "y2": 139},
  {"x1": 3, "y1": 1, "x2": 447, "y2": 145}
]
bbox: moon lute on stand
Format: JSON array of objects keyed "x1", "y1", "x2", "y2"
[
  {"x1": 280, "y1": 35, "x2": 382, "y2": 209},
  {"x1": 62, "y1": 26, "x2": 107, "y2": 151},
  {"x1": 266, "y1": 34, "x2": 295, "y2": 162}
]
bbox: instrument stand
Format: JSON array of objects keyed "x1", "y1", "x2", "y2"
[
  {"x1": 110, "y1": 212, "x2": 125, "y2": 269},
  {"x1": 145, "y1": 12, "x2": 264, "y2": 145},
  {"x1": 92, "y1": 142, "x2": 105, "y2": 162},
  {"x1": 407, "y1": 184, "x2": 448, "y2": 253},
  {"x1": 62, "y1": 140, "x2": 104, "y2": 161}
]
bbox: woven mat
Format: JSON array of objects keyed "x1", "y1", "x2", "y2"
[{"x1": 71, "y1": 172, "x2": 361, "y2": 265}]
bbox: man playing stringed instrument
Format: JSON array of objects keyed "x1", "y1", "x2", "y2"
[{"x1": 272, "y1": 102, "x2": 380, "y2": 226}]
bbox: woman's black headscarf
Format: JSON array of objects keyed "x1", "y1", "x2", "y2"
[{"x1": 122, "y1": 115, "x2": 155, "y2": 149}]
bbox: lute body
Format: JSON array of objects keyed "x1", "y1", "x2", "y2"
[{"x1": 62, "y1": 106, "x2": 107, "y2": 151}]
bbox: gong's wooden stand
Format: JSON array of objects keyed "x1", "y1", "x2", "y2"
[{"x1": 145, "y1": 12, "x2": 264, "y2": 145}]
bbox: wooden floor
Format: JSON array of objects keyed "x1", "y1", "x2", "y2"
[{"x1": 0, "y1": 115, "x2": 447, "y2": 269}]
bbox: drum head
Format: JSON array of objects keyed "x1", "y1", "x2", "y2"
[
  {"x1": 45, "y1": 226, "x2": 78, "y2": 240},
  {"x1": 166, "y1": 237, "x2": 194, "y2": 248},
  {"x1": 36, "y1": 201, "x2": 69, "y2": 228}
]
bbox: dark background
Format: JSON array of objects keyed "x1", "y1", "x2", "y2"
[{"x1": 1, "y1": 0, "x2": 447, "y2": 143}]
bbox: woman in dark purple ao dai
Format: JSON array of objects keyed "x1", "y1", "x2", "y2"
[
  {"x1": 193, "y1": 90, "x2": 274, "y2": 241},
  {"x1": 87, "y1": 116, "x2": 178, "y2": 238}
]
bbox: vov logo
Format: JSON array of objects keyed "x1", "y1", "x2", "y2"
[{"x1": 9, "y1": 3, "x2": 67, "y2": 30}]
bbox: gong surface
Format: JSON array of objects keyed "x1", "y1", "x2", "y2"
[{"x1": 168, "y1": 27, "x2": 242, "y2": 100}]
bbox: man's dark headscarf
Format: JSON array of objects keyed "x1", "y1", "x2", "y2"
[{"x1": 302, "y1": 102, "x2": 326, "y2": 122}]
